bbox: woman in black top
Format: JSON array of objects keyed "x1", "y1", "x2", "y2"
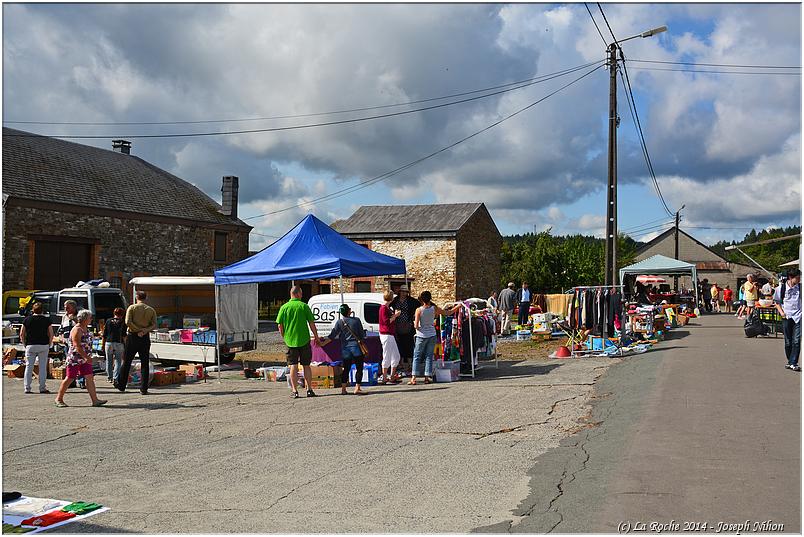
[
  {"x1": 390, "y1": 285, "x2": 419, "y2": 368},
  {"x1": 20, "y1": 302, "x2": 54, "y2": 394},
  {"x1": 102, "y1": 307, "x2": 127, "y2": 383}
]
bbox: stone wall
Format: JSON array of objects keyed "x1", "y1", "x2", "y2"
[
  {"x1": 2, "y1": 203, "x2": 250, "y2": 292},
  {"x1": 456, "y1": 205, "x2": 502, "y2": 299},
  {"x1": 334, "y1": 239, "x2": 457, "y2": 305}
]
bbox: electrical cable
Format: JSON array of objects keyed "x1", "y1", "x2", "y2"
[
  {"x1": 621, "y1": 216, "x2": 676, "y2": 232},
  {"x1": 240, "y1": 64, "x2": 605, "y2": 221},
  {"x1": 628, "y1": 66, "x2": 801, "y2": 76},
  {"x1": 584, "y1": 3, "x2": 609, "y2": 47},
  {"x1": 3, "y1": 61, "x2": 602, "y2": 132},
  {"x1": 618, "y1": 57, "x2": 675, "y2": 216},
  {"x1": 621, "y1": 221, "x2": 675, "y2": 235},
  {"x1": 596, "y1": 3, "x2": 619, "y2": 43},
  {"x1": 628, "y1": 59, "x2": 801, "y2": 69}
]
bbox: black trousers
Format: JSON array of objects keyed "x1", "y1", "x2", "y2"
[
  {"x1": 119, "y1": 333, "x2": 150, "y2": 393},
  {"x1": 395, "y1": 332, "x2": 414, "y2": 363},
  {"x1": 518, "y1": 302, "x2": 530, "y2": 326},
  {"x1": 341, "y1": 357, "x2": 364, "y2": 387}
]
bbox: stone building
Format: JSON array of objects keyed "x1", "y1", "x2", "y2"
[
  {"x1": 635, "y1": 227, "x2": 758, "y2": 290},
  {"x1": 331, "y1": 203, "x2": 502, "y2": 305},
  {"x1": 2, "y1": 128, "x2": 252, "y2": 297}
]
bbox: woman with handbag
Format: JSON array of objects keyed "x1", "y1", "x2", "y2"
[{"x1": 319, "y1": 304, "x2": 369, "y2": 395}]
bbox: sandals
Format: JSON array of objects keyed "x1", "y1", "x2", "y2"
[
  {"x1": 408, "y1": 380, "x2": 417, "y2": 385},
  {"x1": 424, "y1": 378, "x2": 432, "y2": 384},
  {"x1": 92, "y1": 399, "x2": 107, "y2": 407},
  {"x1": 291, "y1": 391, "x2": 299, "y2": 399},
  {"x1": 54, "y1": 401, "x2": 68, "y2": 408}
]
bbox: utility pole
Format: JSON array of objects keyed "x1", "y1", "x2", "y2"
[
  {"x1": 604, "y1": 43, "x2": 618, "y2": 287},
  {"x1": 601, "y1": 26, "x2": 667, "y2": 288},
  {"x1": 674, "y1": 209, "x2": 680, "y2": 291}
]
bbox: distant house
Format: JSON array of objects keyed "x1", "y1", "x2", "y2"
[
  {"x1": 635, "y1": 228, "x2": 758, "y2": 290},
  {"x1": 2, "y1": 128, "x2": 252, "y2": 297},
  {"x1": 331, "y1": 202, "x2": 502, "y2": 304}
]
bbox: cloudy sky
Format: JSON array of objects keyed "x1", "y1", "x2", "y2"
[{"x1": 4, "y1": 3, "x2": 801, "y2": 250}]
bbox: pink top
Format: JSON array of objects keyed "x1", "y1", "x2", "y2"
[{"x1": 379, "y1": 304, "x2": 396, "y2": 335}]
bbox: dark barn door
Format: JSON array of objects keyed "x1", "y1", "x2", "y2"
[{"x1": 34, "y1": 240, "x2": 92, "y2": 290}]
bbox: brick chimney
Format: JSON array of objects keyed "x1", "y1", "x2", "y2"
[
  {"x1": 221, "y1": 176, "x2": 239, "y2": 219},
  {"x1": 112, "y1": 140, "x2": 131, "y2": 155}
]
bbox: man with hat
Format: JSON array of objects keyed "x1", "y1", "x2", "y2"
[
  {"x1": 498, "y1": 282, "x2": 516, "y2": 335},
  {"x1": 391, "y1": 285, "x2": 419, "y2": 369}
]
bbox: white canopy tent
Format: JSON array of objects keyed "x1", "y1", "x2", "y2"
[{"x1": 619, "y1": 254, "x2": 700, "y2": 307}]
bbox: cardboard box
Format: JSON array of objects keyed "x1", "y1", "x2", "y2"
[
  {"x1": 172, "y1": 370, "x2": 185, "y2": 384},
  {"x1": 151, "y1": 371, "x2": 173, "y2": 386},
  {"x1": 4, "y1": 364, "x2": 25, "y2": 378}
]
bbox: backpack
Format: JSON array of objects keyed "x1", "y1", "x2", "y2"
[{"x1": 744, "y1": 311, "x2": 768, "y2": 338}]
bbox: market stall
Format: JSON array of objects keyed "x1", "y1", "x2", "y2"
[
  {"x1": 214, "y1": 214, "x2": 406, "y2": 378},
  {"x1": 619, "y1": 255, "x2": 700, "y2": 309}
]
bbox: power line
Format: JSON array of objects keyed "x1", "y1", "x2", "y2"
[
  {"x1": 596, "y1": 3, "x2": 618, "y2": 43},
  {"x1": 628, "y1": 66, "x2": 801, "y2": 76},
  {"x1": 628, "y1": 59, "x2": 801, "y2": 69},
  {"x1": 622, "y1": 221, "x2": 675, "y2": 235},
  {"x1": 584, "y1": 3, "x2": 608, "y2": 47},
  {"x1": 618, "y1": 56, "x2": 674, "y2": 217},
  {"x1": 621, "y1": 216, "x2": 677, "y2": 232},
  {"x1": 3, "y1": 62, "x2": 602, "y2": 137},
  {"x1": 241, "y1": 64, "x2": 604, "y2": 221}
]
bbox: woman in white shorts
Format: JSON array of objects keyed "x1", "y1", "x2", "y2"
[{"x1": 378, "y1": 290, "x2": 402, "y2": 384}]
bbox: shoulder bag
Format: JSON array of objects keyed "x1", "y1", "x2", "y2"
[{"x1": 341, "y1": 319, "x2": 370, "y2": 359}]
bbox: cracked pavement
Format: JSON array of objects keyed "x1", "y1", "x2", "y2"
[{"x1": 3, "y1": 357, "x2": 613, "y2": 533}]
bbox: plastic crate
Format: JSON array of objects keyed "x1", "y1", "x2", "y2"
[
  {"x1": 349, "y1": 363, "x2": 379, "y2": 386},
  {"x1": 434, "y1": 360, "x2": 460, "y2": 382}
]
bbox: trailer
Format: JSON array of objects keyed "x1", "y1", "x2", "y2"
[{"x1": 129, "y1": 276, "x2": 258, "y2": 365}]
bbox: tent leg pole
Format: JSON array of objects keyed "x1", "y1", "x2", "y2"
[
  {"x1": 215, "y1": 284, "x2": 221, "y2": 384},
  {"x1": 339, "y1": 275, "x2": 344, "y2": 306}
]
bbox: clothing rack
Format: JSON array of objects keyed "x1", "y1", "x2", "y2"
[{"x1": 570, "y1": 285, "x2": 625, "y2": 358}]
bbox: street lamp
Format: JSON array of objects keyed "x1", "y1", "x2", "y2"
[{"x1": 603, "y1": 25, "x2": 667, "y2": 288}]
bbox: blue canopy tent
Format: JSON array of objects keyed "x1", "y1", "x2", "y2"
[
  {"x1": 215, "y1": 214, "x2": 406, "y2": 285},
  {"x1": 211, "y1": 214, "x2": 407, "y2": 378}
]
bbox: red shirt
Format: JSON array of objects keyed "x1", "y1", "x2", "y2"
[
  {"x1": 379, "y1": 304, "x2": 396, "y2": 335},
  {"x1": 723, "y1": 288, "x2": 733, "y2": 301}
]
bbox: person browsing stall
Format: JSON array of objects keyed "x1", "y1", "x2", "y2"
[
  {"x1": 378, "y1": 291, "x2": 402, "y2": 385},
  {"x1": 276, "y1": 286, "x2": 321, "y2": 399},
  {"x1": 410, "y1": 292, "x2": 461, "y2": 386},
  {"x1": 319, "y1": 304, "x2": 369, "y2": 395},
  {"x1": 20, "y1": 301, "x2": 54, "y2": 395},
  {"x1": 498, "y1": 282, "x2": 516, "y2": 335},
  {"x1": 390, "y1": 285, "x2": 419, "y2": 369},
  {"x1": 742, "y1": 275, "x2": 758, "y2": 318},
  {"x1": 102, "y1": 307, "x2": 126, "y2": 384},
  {"x1": 117, "y1": 291, "x2": 157, "y2": 395},
  {"x1": 774, "y1": 269, "x2": 801, "y2": 372},
  {"x1": 723, "y1": 285, "x2": 734, "y2": 313},
  {"x1": 515, "y1": 282, "x2": 532, "y2": 327}
]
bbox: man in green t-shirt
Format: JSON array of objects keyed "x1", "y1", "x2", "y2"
[{"x1": 276, "y1": 286, "x2": 322, "y2": 398}]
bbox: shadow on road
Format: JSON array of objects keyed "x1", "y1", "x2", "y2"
[{"x1": 467, "y1": 361, "x2": 563, "y2": 381}]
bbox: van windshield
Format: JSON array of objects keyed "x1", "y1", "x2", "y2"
[{"x1": 95, "y1": 293, "x2": 126, "y2": 321}]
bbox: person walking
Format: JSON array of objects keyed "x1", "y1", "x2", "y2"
[
  {"x1": 378, "y1": 290, "x2": 401, "y2": 384},
  {"x1": 736, "y1": 284, "x2": 747, "y2": 318},
  {"x1": 319, "y1": 304, "x2": 368, "y2": 395},
  {"x1": 20, "y1": 302, "x2": 54, "y2": 395},
  {"x1": 723, "y1": 285, "x2": 734, "y2": 313},
  {"x1": 276, "y1": 286, "x2": 322, "y2": 399},
  {"x1": 102, "y1": 307, "x2": 126, "y2": 384},
  {"x1": 515, "y1": 282, "x2": 532, "y2": 327},
  {"x1": 116, "y1": 291, "x2": 157, "y2": 395},
  {"x1": 410, "y1": 291, "x2": 460, "y2": 385},
  {"x1": 710, "y1": 283, "x2": 720, "y2": 313},
  {"x1": 742, "y1": 274, "x2": 758, "y2": 318},
  {"x1": 54, "y1": 309, "x2": 106, "y2": 408},
  {"x1": 391, "y1": 285, "x2": 419, "y2": 369},
  {"x1": 701, "y1": 279, "x2": 712, "y2": 313},
  {"x1": 498, "y1": 282, "x2": 516, "y2": 335},
  {"x1": 774, "y1": 269, "x2": 801, "y2": 372}
]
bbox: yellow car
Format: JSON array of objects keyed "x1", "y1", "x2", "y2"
[{"x1": 2, "y1": 290, "x2": 38, "y2": 316}]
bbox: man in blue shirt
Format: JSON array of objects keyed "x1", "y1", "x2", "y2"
[
  {"x1": 515, "y1": 282, "x2": 532, "y2": 327},
  {"x1": 774, "y1": 268, "x2": 801, "y2": 372}
]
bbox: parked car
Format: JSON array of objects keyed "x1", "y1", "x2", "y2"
[
  {"x1": 2, "y1": 290, "x2": 39, "y2": 317},
  {"x1": 3, "y1": 291, "x2": 59, "y2": 327}
]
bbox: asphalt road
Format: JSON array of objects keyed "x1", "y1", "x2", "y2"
[
  {"x1": 3, "y1": 356, "x2": 613, "y2": 533},
  {"x1": 478, "y1": 313, "x2": 800, "y2": 533}
]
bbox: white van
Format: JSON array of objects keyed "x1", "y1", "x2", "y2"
[{"x1": 307, "y1": 293, "x2": 385, "y2": 335}]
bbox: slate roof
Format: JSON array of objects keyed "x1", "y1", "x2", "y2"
[
  {"x1": 2, "y1": 128, "x2": 250, "y2": 228},
  {"x1": 332, "y1": 202, "x2": 491, "y2": 238},
  {"x1": 635, "y1": 227, "x2": 726, "y2": 261}
]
